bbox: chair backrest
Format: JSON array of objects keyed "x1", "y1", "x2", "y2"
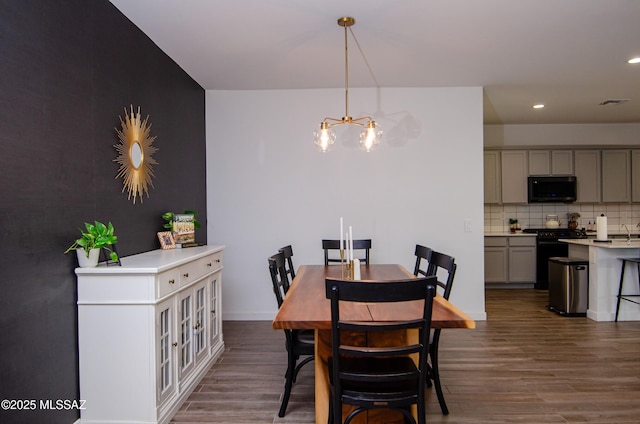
[
  {"x1": 278, "y1": 245, "x2": 296, "y2": 280},
  {"x1": 413, "y1": 244, "x2": 433, "y2": 278},
  {"x1": 325, "y1": 277, "x2": 437, "y2": 418},
  {"x1": 268, "y1": 251, "x2": 290, "y2": 308},
  {"x1": 426, "y1": 251, "x2": 457, "y2": 300},
  {"x1": 322, "y1": 239, "x2": 371, "y2": 265}
]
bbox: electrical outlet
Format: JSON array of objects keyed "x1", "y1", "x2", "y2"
[{"x1": 464, "y1": 219, "x2": 472, "y2": 232}]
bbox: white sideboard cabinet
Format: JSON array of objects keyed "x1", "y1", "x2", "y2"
[{"x1": 76, "y1": 245, "x2": 225, "y2": 424}]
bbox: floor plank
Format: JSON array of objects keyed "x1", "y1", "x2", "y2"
[{"x1": 171, "y1": 289, "x2": 640, "y2": 423}]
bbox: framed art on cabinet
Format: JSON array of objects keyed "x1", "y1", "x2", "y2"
[{"x1": 157, "y1": 231, "x2": 175, "y2": 249}]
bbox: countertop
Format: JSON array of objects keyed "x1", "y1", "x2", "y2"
[
  {"x1": 485, "y1": 232, "x2": 536, "y2": 237},
  {"x1": 559, "y1": 238, "x2": 640, "y2": 249}
]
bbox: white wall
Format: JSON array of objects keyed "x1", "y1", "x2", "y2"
[
  {"x1": 485, "y1": 123, "x2": 640, "y2": 147},
  {"x1": 206, "y1": 87, "x2": 486, "y2": 321}
]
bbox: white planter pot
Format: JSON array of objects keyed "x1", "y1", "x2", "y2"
[{"x1": 77, "y1": 248, "x2": 100, "y2": 267}]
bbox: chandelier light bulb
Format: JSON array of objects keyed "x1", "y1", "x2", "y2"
[
  {"x1": 359, "y1": 121, "x2": 382, "y2": 152},
  {"x1": 314, "y1": 122, "x2": 336, "y2": 153}
]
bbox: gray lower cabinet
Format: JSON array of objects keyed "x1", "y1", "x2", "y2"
[{"x1": 485, "y1": 236, "x2": 536, "y2": 284}]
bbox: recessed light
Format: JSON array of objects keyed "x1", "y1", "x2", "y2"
[
  {"x1": 628, "y1": 57, "x2": 640, "y2": 64},
  {"x1": 533, "y1": 104, "x2": 544, "y2": 109}
]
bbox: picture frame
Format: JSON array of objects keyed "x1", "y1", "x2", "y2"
[{"x1": 157, "y1": 231, "x2": 176, "y2": 249}]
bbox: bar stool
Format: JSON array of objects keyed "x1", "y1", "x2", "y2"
[{"x1": 615, "y1": 258, "x2": 640, "y2": 322}]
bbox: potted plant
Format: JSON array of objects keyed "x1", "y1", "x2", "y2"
[
  {"x1": 567, "y1": 212, "x2": 580, "y2": 230},
  {"x1": 65, "y1": 221, "x2": 119, "y2": 267},
  {"x1": 509, "y1": 218, "x2": 519, "y2": 233}
]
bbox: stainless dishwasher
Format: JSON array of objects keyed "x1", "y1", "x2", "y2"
[{"x1": 548, "y1": 257, "x2": 589, "y2": 316}]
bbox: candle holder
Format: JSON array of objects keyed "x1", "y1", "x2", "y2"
[{"x1": 340, "y1": 248, "x2": 345, "y2": 280}]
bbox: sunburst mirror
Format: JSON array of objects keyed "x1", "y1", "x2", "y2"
[{"x1": 114, "y1": 105, "x2": 158, "y2": 204}]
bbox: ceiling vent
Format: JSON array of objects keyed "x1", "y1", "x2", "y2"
[{"x1": 599, "y1": 99, "x2": 630, "y2": 106}]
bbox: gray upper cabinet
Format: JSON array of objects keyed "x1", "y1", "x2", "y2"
[
  {"x1": 528, "y1": 151, "x2": 550, "y2": 175},
  {"x1": 551, "y1": 150, "x2": 574, "y2": 175},
  {"x1": 484, "y1": 151, "x2": 501, "y2": 204},
  {"x1": 602, "y1": 150, "x2": 631, "y2": 203},
  {"x1": 501, "y1": 151, "x2": 528, "y2": 203},
  {"x1": 633, "y1": 150, "x2": 640, "y2": 202},
  {"x1": 574, "y1": 150, "x2": 601, "y2": 203},
  {"x1": 528, "y1": 150, "x2": 573, "y2": 175}
]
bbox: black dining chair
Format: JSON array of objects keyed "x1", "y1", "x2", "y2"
[
  {"x1": 279, "y1": 245, "x2": 296, "y2": 280},
  {"x1": 322, "y1": 239, "x2": 371, "y2": 265},
  {"x1": 325, "y1": 276, "x2": 437, "y2": 424},
  {"x1": 413, "y1": 244, "x2": 433, "y2": 277},
  {"x1": 268, "y1": 252, "x2": 315, "y2": 417},
  {"x1": 415, "y1": 249, "x2": 457, "y2": 416}
]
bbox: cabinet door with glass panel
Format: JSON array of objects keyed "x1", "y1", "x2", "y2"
[
  {"x1": 209, "y1": 271, "x2": 223, "y2": 354},
  {"x1": 156, "y1": 297, "x2": 176, "y2": 406},
  {"x1": 178, "y1": 279, "x2": 208, "y2": 382}
]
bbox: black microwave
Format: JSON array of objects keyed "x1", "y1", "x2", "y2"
[{"x1": 528, "y1": 176, "x2": 577, "y2": 203}]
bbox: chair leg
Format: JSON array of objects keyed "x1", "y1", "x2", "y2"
[
  {"x1": 615, "y1": 260, "x2": 626, "y2": 322},
  {"x1": 430, "y1": 331, "x2": 449, "y2": 415},
  {"x1": 292, "y1": 355, "x2": 314, "y2": 383},
  {"x1": 278, "y1": 350, "x2": 296, "y2": 417}
]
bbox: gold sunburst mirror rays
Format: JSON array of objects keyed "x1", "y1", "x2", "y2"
[{"x1": 114, "y1": 106, "x2": 158, "y2": 204}]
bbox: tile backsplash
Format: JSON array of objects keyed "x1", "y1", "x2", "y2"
[{"x1": 484, "y1": 203, "x2": 640, "y2": 234}]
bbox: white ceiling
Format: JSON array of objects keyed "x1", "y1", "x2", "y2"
[{"x1": 109, "y1": 0, "x2": 640, "y2": 125}]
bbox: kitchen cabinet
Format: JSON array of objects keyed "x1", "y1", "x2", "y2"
[
  {"x1": 528, "y1": 150, "x2": 551, "y2": 175},
  {"x1": 602, "y1": 150, "x2": 631, "y2": 203},
  {"x1": 501, "y1": 151, "x2": 528, "y2": 203},
  {"x1": 485, "y1": 236, "x2": 536, "y2": 285},
  {"x1": 508, "y1": 237, "x2": 537, "y2": 282},
  {"x1": 551, "y1": 150, "x2": 574, "y2": 175},
  {"x1": 528, "y1": 150, "x2": 573, "y2": 175},
  {"x1": 484, "y1": 151, "x2": 501, "y2": 204},
  {"x1": 631, "y1": 150, "x2": 640, "y2": 202},
  {"x1": 76, "y1": 245, "x2": 225, "y2": 424},
  {"x1": 574, "y1": 150, "x2": 601, "y2": 203},
  {"x1": 484, "y1": 237, "x2": 508, "y2": 282}
]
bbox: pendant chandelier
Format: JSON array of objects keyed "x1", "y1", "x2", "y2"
[{"x1": 313, "y1": 17, "x2": 382, "y2": 153}]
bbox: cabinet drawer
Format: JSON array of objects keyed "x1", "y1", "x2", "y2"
[
  {"x1": 485, "y1": 237, "x2": 508, "y2": 247},
  {"x1": 180, "y1": 252, "x2": 223, "y2": 287},
  {"x1": 508, "y1": 237, "x2": 536, "y2": 247},
  {"x1": 158, "y1": 269, "x2": 180, "y2": 298}
]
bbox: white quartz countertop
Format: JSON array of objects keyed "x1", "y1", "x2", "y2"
[{"x1": 559, "y1": 238, "x2": 640, "y2": 249}]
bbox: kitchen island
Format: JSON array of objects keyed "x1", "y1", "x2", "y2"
[{"x1": 560, "y1": 238, "x2": 640, "y2": 321}]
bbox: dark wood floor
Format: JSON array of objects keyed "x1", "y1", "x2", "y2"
[{"x1": 171, "y1": 289, "x2": 640, "y2": 423}]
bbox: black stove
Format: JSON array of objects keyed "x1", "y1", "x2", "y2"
[
  {"x1": 523, "y1": 228, "x2": 587, "y2": 240},
  {"x1": 522, "y1": 228, "x2": 587, "y2": 289}
]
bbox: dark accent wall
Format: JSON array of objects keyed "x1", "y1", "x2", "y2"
[{"x1": 0, "y1": 1, "x2": 207, "y2": 422}]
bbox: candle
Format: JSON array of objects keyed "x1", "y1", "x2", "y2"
[
  {"x1": 349, "y1": 226, "x2": 353, "y2": 261},
  {"x1": 344, "y1": 231, "x2": 348, "y2": 262},
  {"x1": 340, "y1": 217, "x2": 344, "y2": 251}
]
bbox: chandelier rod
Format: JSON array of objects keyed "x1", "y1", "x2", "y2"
[{"x1": 342, "y1": 18, "x2": 351, "y2": 121}]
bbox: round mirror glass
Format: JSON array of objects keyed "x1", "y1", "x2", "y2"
[{"x1": 130, "y1": 141, "x2": 143, "y2": 169}]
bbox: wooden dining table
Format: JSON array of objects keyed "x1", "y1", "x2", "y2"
[{"x1": 272, "y1": 264, "x2": 476, "y2": 424}]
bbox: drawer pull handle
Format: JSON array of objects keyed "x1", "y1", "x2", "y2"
[
  {"x1": 183, "y1": 273, "x2": 189, "y2": 278},
  {"x1": 207, "y1": 263, "x2": 212, "y2": 267},
  {"x1": 169, "y1": 279, "x2": 175, "y2": 285},
  {"x1": 215, "y1": 259, "x2": 221, "y2": 263},
  {"x1": 172, "y1": 342, "x2": 178, "y2": 347}
]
